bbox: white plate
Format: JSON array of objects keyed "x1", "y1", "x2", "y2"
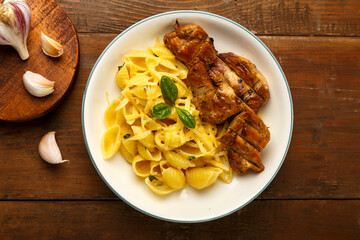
[{"x1": 82, "y1": 11, "x2": 293, "y2": 223}]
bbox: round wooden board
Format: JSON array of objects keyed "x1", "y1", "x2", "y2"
[{"x1": 0, "y1": 0, "x2": 79, "y2": 122}]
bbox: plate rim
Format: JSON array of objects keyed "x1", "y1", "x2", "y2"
[{"x1": 81, "y1": 10, "x2": 294, "y2": 223}]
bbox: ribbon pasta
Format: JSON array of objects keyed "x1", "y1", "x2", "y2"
[{"x1": 101, "y1": 39, "x2": 232, "y2": 194}]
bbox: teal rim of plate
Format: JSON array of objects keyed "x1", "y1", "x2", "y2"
[{"x1": 81, "y1": 10, "x2": 294, "y2": 223}]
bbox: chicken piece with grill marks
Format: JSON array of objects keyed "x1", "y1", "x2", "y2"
[
  {"x1": 218, "y1": 52, "x2": 270, "y2": 103},
  {"x1": 210, "y1": 57, "x2": 265, "y2": 112},
  {"x1": 186, "y1": 61, "x2": 243, "y2": 124},
  {"x1": 227, "y1": 136, "x2": 264, "y2": 173},
  {"x1": 220, "y1": 111, "x2": 270, "y2": 173},
  {"x1": 221, "y1": 111, "x2": 270, "y2": 152},
  {"x1": 163, "y1": 21, "x2": 217, "y2": 67}
]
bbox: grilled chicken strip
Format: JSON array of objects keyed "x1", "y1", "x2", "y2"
[
  {"x1": 219, "y1": 52, "x2": 270, "y2": 102},
  {"x1": 226, "y1": 140, "x2": 263, "y2": 172},
  {"x1": 186, "y1": 61, "x2": 243, "y2": 124},
  {"x1": 220, "y1": 111, "x2": 269, "y2": 173},
  {"x1": 221, "y1": 112, "x2": 270, "y2": 152},
  {"x1": 164, "y1": 21, "x2": 217, "y2": 67},
  {"x1": 228, "y1": 144, "x2": 264, "y2": 173},
  {"x1": 210, "y1": 57, "x2": 265, "y2": 112},
  {"x1": 238, "y1": 110, "x2": 270, "y2": 142}
]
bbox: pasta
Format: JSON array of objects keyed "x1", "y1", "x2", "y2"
[
  {"x1": 101, "y1": 39, "x2": 232, "y2": 194},
  {"x1": 101, "y1": 124, "x2": 122, "y2": 159}
]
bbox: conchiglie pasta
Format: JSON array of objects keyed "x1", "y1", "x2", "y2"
[
  {"x1": 118, "y1": 144, "x2": 133, "y2": 163},
  {"x1": 101, "y1": 124, "x2": 122, "y2": 159},
  {"x1": 162, "y1": 167, "x2": 186, "y2": 190},
  {"x1": 122, "y1": 138, "x2": 137, "y2": 156},
  {"x1": 149, "y1": 46, "x2": 175, "y2": 60},
  {"x1": 163, "y1": 151, "x2": 195, "y2": 169},
  {"x1": 126, "y1": 52, "x2": 148, "y2": 71},
  {"x1": 186, "y1": 167, "x2": 223, "y2": 189},
  {"x1": 137, "y1": 142, "x2": 162, "y2": 161},
  {"x1": 132, "y1": 155, "x2": 151, "y2": 177},
  {"x1": 101, "y1": 39, "x2": 233, "y2": 195},
  {"x1": 157, "y1": 58, "x2": 177, "y2": 70},
  {"x1": 145, "y1": 176, "x2": 174, "y2": 195},
  {"x1": 150, "y1": 161, "x2": 161, "y2": 176}
]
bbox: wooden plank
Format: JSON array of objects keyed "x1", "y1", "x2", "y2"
[
  {"x1": 56, "y1": 0, "x2": 360, "y2": 36},
  {"x1": 0, "y1": 200, "x2": 359, "y2": 239},
  {"x1": 258, "y1": 36, "x2": 360, "y2": 198},
  {"x1": 0, "y1": 34, "x2": 359, "y2": 199}
]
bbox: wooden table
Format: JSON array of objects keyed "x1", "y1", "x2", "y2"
[{"x1": 1, "y1": 0, "x2": 359, "y2": 239}]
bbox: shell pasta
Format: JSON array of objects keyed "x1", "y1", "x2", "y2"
[{"x1": 101, "y1": 39, "x2": 232, "y2": 194}]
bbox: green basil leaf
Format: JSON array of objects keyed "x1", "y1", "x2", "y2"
[
  {"x1": 151, "y1": 103, "x2": 172, "y2": 119},
  {"x1": 175, "y1": 106, "x2": 196, "y2": 129},
  {"x1": 160, "y1": 76, "x2": 178, "y2": 105}
]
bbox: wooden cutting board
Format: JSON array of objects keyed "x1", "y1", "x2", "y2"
[{"x1": 0, "y1": 0, "x2": 79, "y2": 122}]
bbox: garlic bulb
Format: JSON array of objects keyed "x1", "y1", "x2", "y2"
[
  {"x1": 0, "y1": 0, "x2": 31, "y2": 60},
  {"x1": 23, "y1": 71, "x2": 55, "y2": 97},
  {"x1": 41, "y1": 32, "x2": 63, "y2": 57},
  {"x1": 39, "y1": 132, "x2": 69, "y2": 164}
]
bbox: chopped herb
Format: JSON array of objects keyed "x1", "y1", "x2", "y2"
[
  {"x1": 188, "y1": 156, "x2": 196, "y2": 161},
  {"x1": 154, "y1": 53, "x2": 159, "y2": 57},
  {"x1": 118, "y1": 62, "x2": 125, "y2": 71},
  {"x1": 149, "y1": 176, "x2": 158, "y2": 182},
  {"x1": 155, "y1": 182, "x2": 163, "y2": 187},
  {"x1": 123, "y1": 134, "x2": 131, "y2": 139}
]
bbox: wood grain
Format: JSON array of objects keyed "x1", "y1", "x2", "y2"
[
  {"x1": 259, "y1": 36, "x2": 360, "y2": 198},
  {"x1": 0, "y1": 34, "x2": 359, "y2": 200},
  {"x1": 0, "y1": 0, "x2": 79, "y2": 122},
  {"x1": 56, "y1": 0, "x2": 360, "y2": 36},
  {"x1": 1, "y1": 0, "x2": 359, "y2": 234},
  {"x1": 0, "y1": 200, "x2": 359, "y2": 239}
]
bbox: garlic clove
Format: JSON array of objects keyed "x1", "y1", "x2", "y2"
[
  {"x1": 38, "y1": 131, "x2": 69, "y2": 164},
  {"x1": 40, "y1": 32, "x2": 63, "y2": 57},
  {"x1": 23, "y1": 71, "x2": 55, "y2": 97},
  {"x1": 0, "y1": 0, "x2": 31, "y2": 60}
]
